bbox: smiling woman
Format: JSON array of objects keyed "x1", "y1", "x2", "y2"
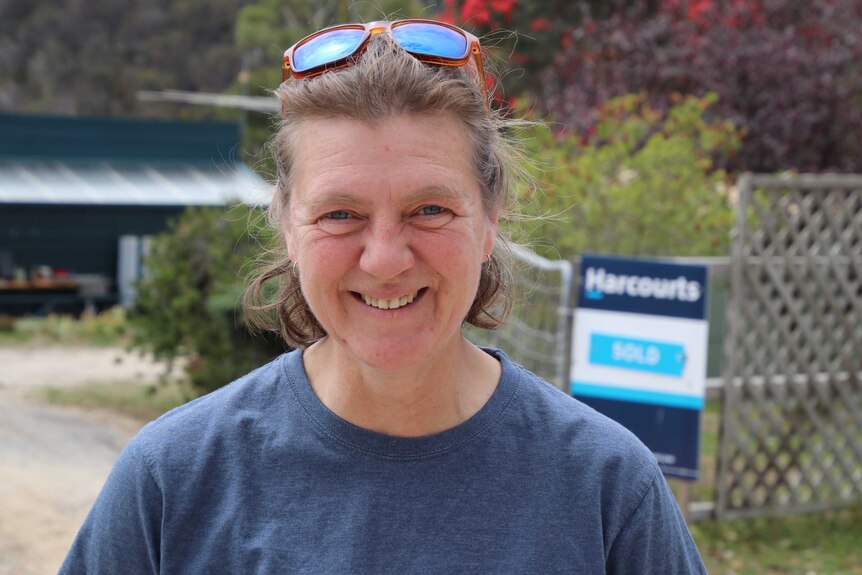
[
  {"x1": 284, "y1": 114, "x2": 497, "y2": 396},
  {"x1": 61, "y1": 19, "x2": 707, "y2": 575}
]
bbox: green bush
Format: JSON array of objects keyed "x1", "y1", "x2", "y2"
[
  {"x1": 130, "y1": 204, "x2": 287, "y2": 395},
  {"x1": 515, "y1": 93, "x2": 743, "y2": 259}
]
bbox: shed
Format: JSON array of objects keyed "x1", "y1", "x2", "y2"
[{"x1": 0, "y1": 114, "x2": 268, "y2": 315}]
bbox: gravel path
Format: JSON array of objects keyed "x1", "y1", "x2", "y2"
[{"x1": 0, "y1": 347, "x2": 173, "y2": 575}]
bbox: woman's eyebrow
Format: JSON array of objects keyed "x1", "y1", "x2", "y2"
[
  {"x1": 300, "y1": 185, "x2": 469, "y2": 213},
  {"x1": 298, "y1": 191, "x2": 363, "y2": 214},
  {"x1": 408, "y1": 185, "x2": 470, "y2": 204}
]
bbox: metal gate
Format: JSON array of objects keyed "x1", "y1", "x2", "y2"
[{"x1": 715, "y1": 174, "x2": 862, "y2": 520}]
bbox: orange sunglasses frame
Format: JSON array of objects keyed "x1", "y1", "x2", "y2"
[{"x1": 281, "y1": 19, "x2": 487, "y2": 101}]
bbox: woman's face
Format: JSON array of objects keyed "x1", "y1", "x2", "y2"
[{"x1": 283, "y1": 113, "x2": 497, "y2": 372}]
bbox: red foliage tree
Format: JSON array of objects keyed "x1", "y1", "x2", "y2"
[{"x1": 442, "y1": 0, "x2": 862, "y2": 173}]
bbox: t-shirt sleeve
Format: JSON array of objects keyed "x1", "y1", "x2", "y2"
[
  {"x1": 59, "y1": 435, "x2": 162, "y2": 574},
  {"x1": 606, "y1": 467, "x2": 707, "y2": 575}
]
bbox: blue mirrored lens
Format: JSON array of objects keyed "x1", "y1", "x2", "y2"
[
  {"x1": 392, "y1": 22, "x2": 468, "y2": 59},
  {"x1": 293, "y1": 28, "x2": 366, "y2": 73}
]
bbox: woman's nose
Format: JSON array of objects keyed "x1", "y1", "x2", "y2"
[{"x1": 358, "y1": 222, "x2": 415, "y2": 280}]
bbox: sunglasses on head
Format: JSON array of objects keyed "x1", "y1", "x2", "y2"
[{"x1": 282, "y1": 19, "x2": 487, "y2": 101}]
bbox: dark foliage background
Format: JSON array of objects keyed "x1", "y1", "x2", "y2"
[
  {"x1": 0, "y1": 0, "x2": 252, "y2": 117},
  {"x1": 447, "y1": 0, "x2": 862, "y2": 173},
  {"x1": 540, "y1": 0, "x2": 862, "y2": 173}
]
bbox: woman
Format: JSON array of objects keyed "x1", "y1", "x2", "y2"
[{"x1": 62, "y1": 20, "x2": 706, "y2": 573}]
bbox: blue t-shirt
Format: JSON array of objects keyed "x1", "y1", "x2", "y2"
[{"x1": 61, "y1": 348, "x2": 706, "y2": 574}]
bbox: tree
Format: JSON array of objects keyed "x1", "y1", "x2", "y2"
[
  {"x1": 432, "y1": 0, "x2": 862, "y2": 173},
  {"x1": 0, "y1": 0, "x2": 253, "y2": 118},
  {"x1": 433, "y1": 0, "x2": 643, "y2": 102},
  {"x1": 515, "y1": 93, "x2": 742, "y2": 258},
  {"x1": 537, "y1": 0, "x2": 862, "y2": 172},
  {"x1": 130, "y1": 204, "x2": 286, "y2": 394}
]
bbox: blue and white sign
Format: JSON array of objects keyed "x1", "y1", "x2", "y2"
[{"x1": 571, "y1": 255, "x2": 709, "y2": 480}]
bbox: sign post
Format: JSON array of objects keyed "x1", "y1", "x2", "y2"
[{"x1": 571, "y1": 255, "x2": 709, "y2": 480}]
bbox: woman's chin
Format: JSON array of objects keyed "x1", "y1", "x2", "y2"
[{"x1": 335, "y1": 332, "x2": 457, "y2": 374}]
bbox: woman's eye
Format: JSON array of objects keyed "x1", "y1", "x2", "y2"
[
  {"x1": 317, "y1": 210, "x2": 363, "y2": 234},
  {"x1": 418, "y1": 205, "x2": 446, "y2": 216}
]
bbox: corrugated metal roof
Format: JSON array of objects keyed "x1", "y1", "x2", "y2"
[{"x1": 0, "y1": 159, "x2": 271, "y2": 206}]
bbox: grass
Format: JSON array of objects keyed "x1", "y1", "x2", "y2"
[
  {"x1": 675, "y1": 400, "x2": 862, "y2": 574},
  {"x1": 691, "y1": 507, "x2": 862, "y2": 574},
  {"x1": 38, "y1": 379, "x2": 196, "y2": 423},
  {"x1": 0, "y1": 307, "x2": 131, "y2": 347}
]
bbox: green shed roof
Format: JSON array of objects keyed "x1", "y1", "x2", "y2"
[{"x1": 0, "y1": 113, "x2": 243, "y2": 163}]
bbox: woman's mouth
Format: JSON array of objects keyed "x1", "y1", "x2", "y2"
[{"x1": 357, "y1": 288, "x2": 425, "y2": 310}]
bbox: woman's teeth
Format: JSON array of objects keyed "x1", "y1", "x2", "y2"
[{"x1": 362, "y1": 291, "x2": 417, "y2": 310}]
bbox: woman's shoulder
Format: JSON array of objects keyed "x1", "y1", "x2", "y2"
[
  {"x1": 132, "y1": 350, "x2": 301, "y2": 458},
  {"x1": 495, "y1": 348, "x2": 660, "y2": 479}
]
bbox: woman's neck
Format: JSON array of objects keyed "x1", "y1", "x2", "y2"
[{"x1": 302, "y1": 335, "x2": 501, "y2": 437}]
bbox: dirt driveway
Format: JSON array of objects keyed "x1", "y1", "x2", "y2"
[{"x1": 0, "y1": 347, "x2": 172, "y2": 575}]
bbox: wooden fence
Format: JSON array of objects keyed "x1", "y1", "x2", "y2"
[{"x1": 715, "y1": 174, "x2": 862, "y2": 520}]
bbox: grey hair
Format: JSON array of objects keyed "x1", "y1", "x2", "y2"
[{"x1": 244, "y1": 33, "x2": 523, "y2": 348}]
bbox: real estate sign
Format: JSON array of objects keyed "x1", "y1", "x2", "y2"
[{"x1": 571, "y1": 254, "x2": 709, "y2": 480}]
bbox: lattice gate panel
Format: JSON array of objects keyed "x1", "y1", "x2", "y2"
[{"x1": 716, "y1": 174, "x2": 862, "y2": 520}]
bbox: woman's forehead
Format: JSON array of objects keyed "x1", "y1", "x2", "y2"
[
  {"x1": 292, "y1": 113, "x2": 473, "y2": 155},
  {"x1": 289, "y1": 114, "x2": 479, "y2": 191}
]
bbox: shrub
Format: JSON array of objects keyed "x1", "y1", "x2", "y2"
[
  {"x1": 535, "y1": 0, "x2": 862, "y2": 173},
  {"x1": 515, "y1": 92, "x2": 742, "y2": 258},
  {"x1": 130, "y1": 204, "x2": 287, "y2": 395},
  {"x1": 440, "y1": 0, "x2": 862, "y2": 173}
]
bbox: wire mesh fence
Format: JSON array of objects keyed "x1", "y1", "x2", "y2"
[{"x1": 465, "y1": 245, "x2": 574, "y2": 390}]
